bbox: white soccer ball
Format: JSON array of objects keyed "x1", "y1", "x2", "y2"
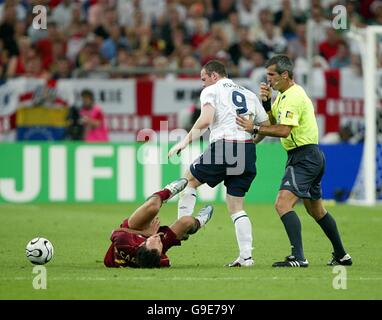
[{"x1": 26, "y1": 237, "x2": 54, "y2": 265}]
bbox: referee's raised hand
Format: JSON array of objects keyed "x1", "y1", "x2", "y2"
[{"x1": 260, "y1": 82, "x2": 272, "y2": 101}]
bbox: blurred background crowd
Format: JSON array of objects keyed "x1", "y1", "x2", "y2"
[
  {"x1": 0, "y1": 0, "x2": 381, "y2": 200},
  {"x1": 0, "y1": 0, "x2": 381, "y2": 82}
]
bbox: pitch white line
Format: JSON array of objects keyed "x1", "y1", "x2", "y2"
[
  {"x1": 1, "y1": 204, "x2": 42, "y2": 211},
  {"x1": 2, "y1": 276, "x2": 382, "y2": 282}
]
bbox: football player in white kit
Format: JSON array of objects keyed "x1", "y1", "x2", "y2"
[{"x1": 168, "y1": 60, "x2": 270, "y2": 267}]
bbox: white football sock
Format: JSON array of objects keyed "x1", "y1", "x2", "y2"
[
  {"x1": 178, "y1": 187, "x2": 197, "y2": 218},
  {"x1": 231, "y1": 211, "x2": 253, "y2": 260}
]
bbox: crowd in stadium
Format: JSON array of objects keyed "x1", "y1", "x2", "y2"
[{"x1": 0, "y1": 0, "x2": 381, "y2": 81}]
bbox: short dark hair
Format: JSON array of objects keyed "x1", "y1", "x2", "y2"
[
  {"x1": 80, "y1": 89, "x2": 94, "y2": 100},
  {"x1": 265, "y1": 55, "x2": 294, "y2": 78},
  {"x1": 202, "y1": 60, "x2": 227, "y2": 77},
  {"x1": 136, "y1": 246, "x2": 161, "y2": 268}
]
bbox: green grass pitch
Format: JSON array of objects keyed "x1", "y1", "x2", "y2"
[{"x1": 0, "y1": 202, "x2": 381, "y2": 300}]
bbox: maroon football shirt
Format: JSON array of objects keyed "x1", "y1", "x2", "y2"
[{"x1": 103, "y1": 220, "x2": 181, "y2": 268}]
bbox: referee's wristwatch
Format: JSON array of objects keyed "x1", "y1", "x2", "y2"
[{"x1": 253, "y1": 125, "x2": 260, "y2": 134}]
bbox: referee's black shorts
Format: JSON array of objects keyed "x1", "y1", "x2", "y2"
[
  {"x1": 280, "y1": 144, "x2": 325, "y2": 200},
  {"x1": 189, "y1": 139, "x2": 257, "y2": 197}
]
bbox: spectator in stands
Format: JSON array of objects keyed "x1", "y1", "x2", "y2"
[
  {"x1": 88, "y1": 0, "x2": 116, "y2": 29},
  {"x1": 306, "y1": 4, "x2": 332, "y2": 55},
  {"x1": 318, "y1": 27, "x2": 342, "y2": 62},
  {"x1": 220, "y1": 11, "x2": 242, "y2": 47},
  {"x1": 0, "y1": 43, "x2": 12, "y2": 81},
  {"x1": 251, "y1": 8, "x2": 275, "y2": 42},
  {"x1": 2, "y1": 0, "x2": 378, "y2": 93},
  {"x1": 6, "y1": 37, "x2": 33, "y2": 77},
  {"x1": 24, "y1": 54, "x2": 50, "y2": 80},
  {"x1": 118, "y1": 0, "x2": 141, "y2": 27},
  {"x1": 329, "y1": 41, "x2": 351, "y2": 69},
  {"x1": 65, "y1": 104, "x2": 84, "y2": 141},
  {"x1": 209, "y1": 0, "x2": 236, "y2": 23},
  {"x1": 339, "y1": 125, "x2": 355, "y2": 143},
  {"x1": 0, "y1": 0, "x2": 26, "y2": 22},
  {"x1": 50, "y1": 39, "x2": 67, "y2": 69},
  {"x1": 158, "y1": 6, "x2": 187, "y2": 57},
  {"x1": 377, "y1": 108, "x2": 382, "y2": 143},
  {"x1": 189, "y1": 17, "x2": 210, "y2": 50},
  {"x1": 237, "y1": 0, "x2": 261, "y2": 28},
  {"x1": 287, "y1": 22, "x2": 307, "y2": 61},
  {"x1": 357, "y1": 0, "x2": 376, "y2": 23},
  {"x1": 254, "y1": 20, "x2": 288, "y2": 59},
  {"x1": 92, "y1": 7, "x2": 118, "y2": 41},
  {"x1": 100, "y1": 25, "x2": 129, "y2": 62},
  {"x1": 237, "y1": 40, "x2": 255, "y2": 77},
  {"x1": 341, "y1": 0, "x2": 366, "y2": 30},
  {"x1": 249, "y1": 50, "x2": 267, "y2": 84},
  {"x1": 112, "y1": 46, "x2": 133, "y2": 67},
  {"x1": 67, "y1": 21, "x2": 90, "y2": 64},
  {"x1": 370, "y1": 0, "x2": 382, "y2": 25},
  {"x1": 14, "y1": 15, "x2": 27, "y2": 40},
  {"x1": 150, "y1": 55, "x2": 174, "y2": 80},
  {"x1": 79, "y1": 89, "x2": 109, "y2": 142},
  {"x1": 321, "y1": 124, "x2": 360, "y2": 144},
  {"x1": 274, "y1": 0, "x2": 302, "y2": 40},
  {"x1": 51, "y1": 0, "x2": 73, "y2": 32},
  {"x1": 51, "y1": 56, "x2": 73, "y2": 79},
  {"x1": 35, "y1": 21, "x2": 64, "y2": 71},
  {"x1": 199, "y1": 23, "x2": 229, "y2": 65},
  {"x1": 0, "y1": 3, "x2": 19, "y2": 58},
  {"x1": 228, "y1": 26, "x2": 251, "y2": 68},
  {"x1": 349, "y1": 53, "x2": 363, "y2": 76},
  {"x1": 185, "y1": 2, "x2": 209, "y2": 47},
  {"x1": 178, "y1": 55, "x2": 200, "y2": 79}
]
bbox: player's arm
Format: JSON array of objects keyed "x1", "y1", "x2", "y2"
[
  {"x1": 168, "y1": 103, "x2": 215, "y2": 157},
  {"x1": 256, "y1": 99, "x2": 299, "y2": 137},
  {"x1": 185, "y1": 103, "x2": 214, "y2": 141},
  {"x1": 252, "y1": 119, "x2": 271, "y2": 144},
  {"x1": 236, "y1": 116, "x2": 292, "y2": 138},
  {"x1": 255, "y1": 124, "x2": 292, "y2": 138},
  {"x1": 267, "y1": 111, "x2": 277, "y2": 125}
]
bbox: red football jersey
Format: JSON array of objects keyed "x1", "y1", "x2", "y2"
[{"x1": 103, "y1": 220, "x2": 181, "y2": 268}]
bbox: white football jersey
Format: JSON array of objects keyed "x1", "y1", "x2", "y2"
[{"x1": 200, "y1": 78, "x2": 268, "y2": 143}]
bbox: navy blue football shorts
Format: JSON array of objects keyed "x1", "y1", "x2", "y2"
[
  {"x1": 280, "y1": 144, "x2": 325, "y2": 200},
  {"x1": 189, "y1": 139, "x2": 257, "y2": 197}
]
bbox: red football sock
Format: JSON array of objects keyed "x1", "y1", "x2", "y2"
[{"x1": 153, "y1": 189, "x2": 171, "y2": 202}]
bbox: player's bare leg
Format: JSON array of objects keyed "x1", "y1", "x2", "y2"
[
  {"x1": 304, "y1": 198, "x2": 352, "y2": 266},
  {"x1": 128, "y1": 178, "x2": 188, "y2": 230},
  {"x1": 170, "y1": 205, "x2": 213, "y2": 240},
  {"x1": 127, "y1": 196, "x2": 163, "y2": 230},
  {"x1": 185, "y1": 169, "x2": 202, "y2": 189}
]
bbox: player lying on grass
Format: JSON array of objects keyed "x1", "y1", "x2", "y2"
[{"x1": 104, "y1": 178, "x2": 213, "y2": 268}]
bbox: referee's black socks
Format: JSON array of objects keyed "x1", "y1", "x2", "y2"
[
  {"x1": 317, "y1": 212, "x2": 346, "y2": 258},
  {"x1": 281, "y1": 211, "x2": 305, "y2": 261}
]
